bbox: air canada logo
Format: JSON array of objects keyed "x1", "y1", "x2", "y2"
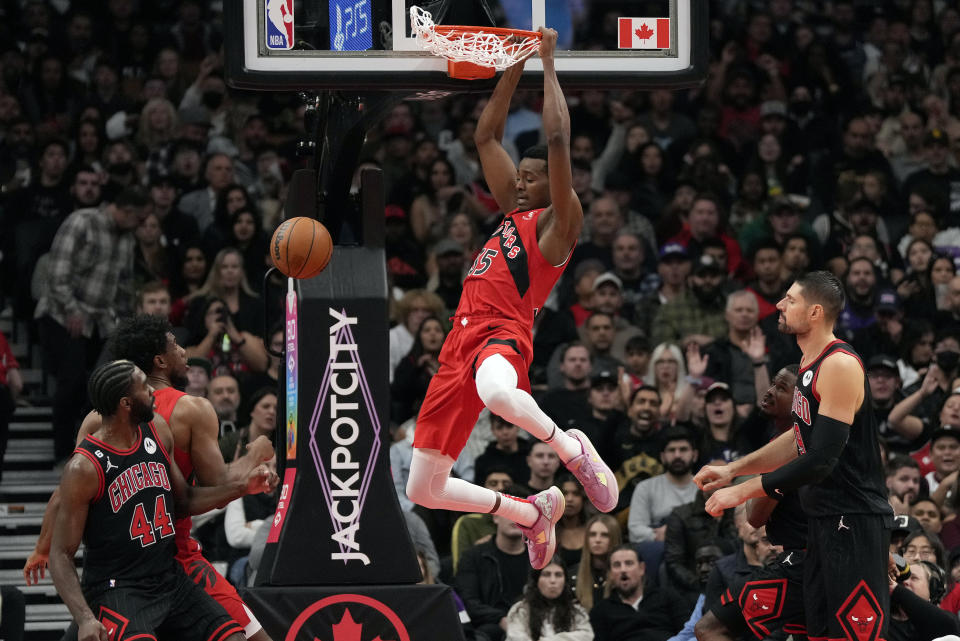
[{"x1": 285, "y1": 594, "x2": 409, "y2": 641}]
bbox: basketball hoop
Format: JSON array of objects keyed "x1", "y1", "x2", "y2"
[{"x1": 410, "y1": 6, "x2": 542, "y2": 80}]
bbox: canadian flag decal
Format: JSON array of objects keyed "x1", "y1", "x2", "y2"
[{"x1": 618, "y1": 17, "x2": 670, "y2": 49}]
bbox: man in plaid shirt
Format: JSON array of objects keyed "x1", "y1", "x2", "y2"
[
  {"x1": 34, "y1": 187, "x2": 148, "y2": 464},
  {"x1": 651, "y1": 254, "x2": 729, "y2": 348}
]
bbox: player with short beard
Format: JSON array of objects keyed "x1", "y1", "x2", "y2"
[{"x1": 25, "y1": 315, "x2": 276, "y2": 641}]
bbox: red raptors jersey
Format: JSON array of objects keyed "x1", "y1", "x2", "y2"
[
  {"x1": 459, "y1": 208, "x2": 570, "y2": 324},
  {"x1": 153, "y1": 386, "x2": 197, "y2": 553}
]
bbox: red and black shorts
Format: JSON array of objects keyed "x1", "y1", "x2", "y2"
[
  {"x1": 804, "y1": 513, "x2": 891, "y2": 641},
  {"x1": 84, "y1": 567, "x2": 241, "y2": 641},
  {"x1": 414, "y1": 315, "x2": 532, "y2": 459},
  {"x1": 713, "y1": 549, "x2": 807, "y2": 639}
]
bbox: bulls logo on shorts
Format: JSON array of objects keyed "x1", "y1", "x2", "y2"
[
  {"x1": 837, "y1": 580, "x2": 884, "y2": 641},
  {"x1": 739, "y1": 579, "x2": 786, "y2": 639},
  {"x1": 98, "y1": 606, "x2": 129, "y2": 641}
]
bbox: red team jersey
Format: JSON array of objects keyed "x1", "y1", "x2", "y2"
[
  {"x1": 152, "y1": 386, "x2": 257, "y2": 633},
  {"x1": 414, "y1": 208, "x2": 570, "y2": 457}
]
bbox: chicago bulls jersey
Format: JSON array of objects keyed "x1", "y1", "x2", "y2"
[
  {"x1": 792, "y1": 340, "x2": 890, "y2": 517},
  {"x1": 74, "y1": 422, "x2": 177, "y2": 586},
  {"x1": 459, "y1": 209, "x2": 570, "y2": 324},
  {"x1": 153, "y1": 386, "x2": 197, "y2": 554}
]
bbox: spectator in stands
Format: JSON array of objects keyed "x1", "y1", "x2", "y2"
[
  {"x1": 201, "y1": 183, "x2": 254, "y2": 257},
  {"x1": 504, "y1": 557, "x2": 593, "y2": 641},
  {"x1": 836, "y1": 257, "x2": 881, "y2": 341},
  {"x1": 703, "y1": 507, "x2": 781, "y2": 612},
  {"x1": 556, "y1": 474, "x2": 588, "y2": 569},
  {"x1": 667, "y1": 195, "x2": 743, "y2": 275},
  {"x1": 69, "y1": 165, "x2": 102, "y2": 210},
  {"x1": 573, "y1": 196, "x2": 625, "y2": 269},
  {"x1": 456, "y1": 501, "x2": 535, "y2": 641},
  {"x1": 224, "y1": 455, "x2": 278, "y2": 586},
  {"x1": 589, "y1": 273, "x2": 644, "y2": 361},
  {"x1": 388, "y1": 289, "x2": 445, "y2": 384},
  {"x1": 636, "y1": 244, "x2": 691, "y2": 338},
  {"x1": 183, "y1": 248, "x2": 268, "y2": 376},
  {"x1": 525, "y1": 441, "x2": 560, "y2": 493},
  {"x1": 207, "y1": 373, "x2": 241, "y2": 433},
  {"x1": 574, "y1": 514, "x2": 621, "y2": 613},
  {"x1": 450, "y1": 467, "x2": 515, "y2": 574},
  {"x1": 35, "y1": 187, "x2": 148, "y2": 463},
  {"x1": 628, "y1": 426, "x2": 699, "y2": 543},
  {"x1": 652, "y1": 254, "x2": 728, "y2": 348},
  {"x1": 541, "y1": 341, "x2": 592, "y2": 420},
  {"x1": 240, "y1": 325, "x2": 282, "y2": 403},
  {"x1": 169, "y1": 243, "x2": 209, "y2": 325},
  {"x1": 866, "y1": 356, "x2": 917, "y2": 456},
  {"x1": 589, "y1": 544, "x2": 676, "y2": 641},
  {"x1": 7, "y1": 138, "x2": 74, "y2": 318},
  {"x1": 582, "y1": 311, "x2": 624, "y2": 374},
  {"x1": 219, "y1": 388, "x2": 277, "y2": 462},
  {"x1": 744, "y1": 240, "x2": 787, "y2": 320},
  {"x1": 813, "y1": 115, "x2": 895, "y2": 214},
  {"x1": 890, "y1": 560, "x2": 960, "y2": 641},
  {"x1": 645, "y1": 343, "x2": 687, "y2": 422},
  {"x1": 887, "y1": 456, "x2": 922, "y2": 515},
  {"x1": 703, "y1": 291, "x2": 770, "y2": 414},
  {"x1": 780, "y1": 233, "x2": 812, "y2": 282},
  {"x1": 663, "y1": 488, "x2": 739, "y2": 602},
  {"x1": 910, "y1": 498, "x2": 943, "y2": 536},
  {"x1": 473, "y1": 415, "x2": 530, "y2": 487},
  {"x1": 391, "y1": 314, "x2": 446, "y2": 423},
  {"x1": 904, "y1": 129, "x2": 960, "y2": 226},
  {"x1": 185, "y1": 356, "x2": 212, "y2": 398},
  {"x1": 134, "y1": 212, "x2": 170, "y2": 287},
  {"x1": 610, "y1": 230, "x2": 659, "y2": 320},
  {"x1": 179, "y1": 152, "x2": 236, "y2": 232},
  {"x1": 427, "y1": 238, "x2": 467, "y2": 315}
]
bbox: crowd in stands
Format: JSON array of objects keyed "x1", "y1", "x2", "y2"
[{"x1": 6, "y1": 0, "x2": 960, "y2": 640}]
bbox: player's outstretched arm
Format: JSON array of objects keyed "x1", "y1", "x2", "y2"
[
  {"x1": 537, "y1": 28, "x2": 583, "y2": 267},
  {"x1": 746, "y1": 496, "x2": 778, "y2": 528},
  {"x1": 25, "y1": 411, "x2": 104, "y2": 584},
  {"x1": 694, "y1": 429, "x2": 797, "y2": 491},
  {"x1": 474, "y1": 59, "x2": 525, "y2": 214},
  {"x1": 175, "y1": 395, "x2": 275, "y2": 487},
  {"x1": 157, "y1": 416, "x2": 277, "y2": 517},
  {"x1": 49, "y1": 456, "x2": 107, "y2": 641}
]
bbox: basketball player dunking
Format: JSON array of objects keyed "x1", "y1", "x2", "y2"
[
  {"x1": 25, "y1": 315, "x2": 276, "y2": 641},
  {"x1": 694, "y1": 271, "x2": 893, "y2": 641},
  {"x1": 406, "y1": 29, "x2": 617, "y2": 570}
]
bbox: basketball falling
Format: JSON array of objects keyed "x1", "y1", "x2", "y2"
[{"x1": 270, "y1": 217, "x2": 333, "y2": 279}]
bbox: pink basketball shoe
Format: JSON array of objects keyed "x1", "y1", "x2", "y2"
[
  {"x1": 517, "y1": 486, "x2": 565, "y2": 570},
  {"x1": 565, "y1": 429, "x2": 619, "y2": 512}
]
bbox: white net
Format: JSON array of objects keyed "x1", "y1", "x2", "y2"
[{"x1": 409, "y1": 6, "x2": 541, "y2": 71}]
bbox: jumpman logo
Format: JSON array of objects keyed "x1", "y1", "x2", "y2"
[
  {"x1": 838, "y1": 516, "x2": 850, "y2": 531},
  {"x1": 105, "y1": 456, "x2": 118, "y2": 474},
  {"x1": 782, "y1": 552, "x2": 794, "y2": 566}
]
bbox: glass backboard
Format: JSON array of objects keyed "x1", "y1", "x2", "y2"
[{"x1": 224, "y1": 0, "x2": 708, "y2": 92}]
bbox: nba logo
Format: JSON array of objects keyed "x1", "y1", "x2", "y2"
[{"x1": 265, "y1": 0, "x2": 294, "y2": 50}]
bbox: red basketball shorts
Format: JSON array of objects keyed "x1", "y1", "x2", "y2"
[
  {"x1": 414, "y1": 314, "x2": 532, "y2": 459},
  {"x1": 176, "y1": 542, "x2": 261, "y2": 636}
]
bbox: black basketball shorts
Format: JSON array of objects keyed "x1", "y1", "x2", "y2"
[
  {"x1": 803, "y1": 513, "x2": 891, "y2": 641},
  {"x1": 84, "y1": 567, "x2": 242, "y2": 641},
  {"x1": 713, "y1": 549, "x2": 807, "y2": 639}
]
